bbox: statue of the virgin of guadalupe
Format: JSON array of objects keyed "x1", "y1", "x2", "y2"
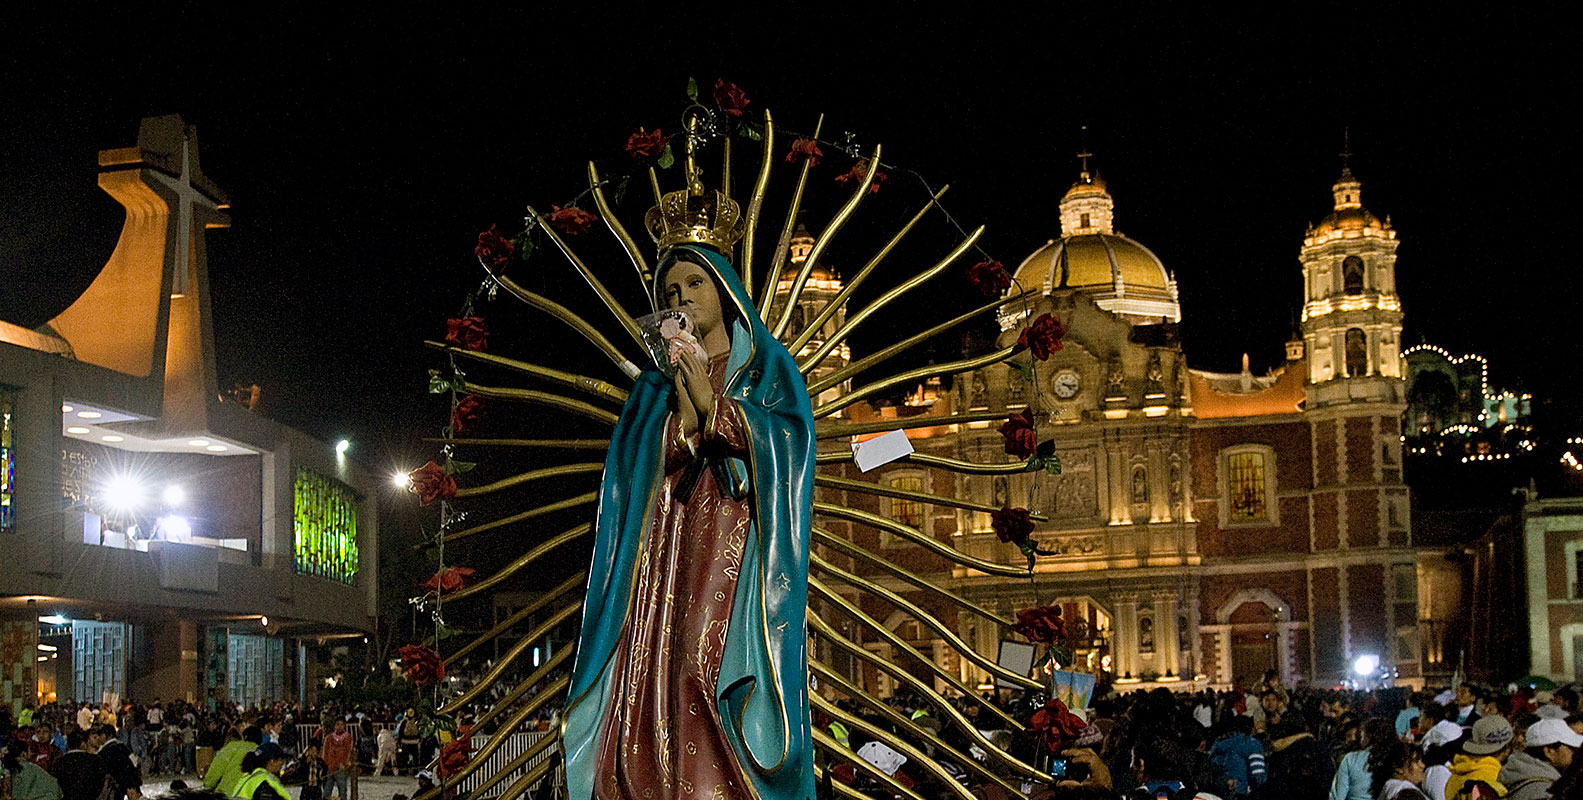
[{"x1": 560, "y1": 168, "x2": 817, "y2": 799}]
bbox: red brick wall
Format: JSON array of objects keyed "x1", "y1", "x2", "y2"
[
  {"x1": 1347, "y1": 563, "x2": 1388, "y2": 662},
  {"x1": 1200, "y1": 571, "x2": 1308, "y2": 622},
  {"x1": 1346, "y1": 417, "x2": 1375, "y2": 483},
  {"x1": 1314, "y1": 492, "x2": 1339, "y2": 550},
  {"x1": 1314, "y1": 420, "x2": 1338, "y2": 486},
  {"x1": 1347, "y1": 489, "x2": 1379, "y2": 548},
  {"x1": 1191, "y1": 420, "x2": 1314, "y2": 557},
  {"x1": 1546, "y1": 529, "x2": 1583, "y2": 599},
  {"x1": 1311, "y1": 567, "x2": 1343, "y2": 680}
]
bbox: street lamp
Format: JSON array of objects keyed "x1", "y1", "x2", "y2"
[{"x1": 336, "y1": 439, "x2": 351, "y2": 455}]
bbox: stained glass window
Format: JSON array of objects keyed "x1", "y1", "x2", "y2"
[
  {"x1": 2, "y1": 389, "x2": 14, "y2": 532},
  {"x1": 293, "y1": 467, "x2": 359, "y2": 584},
  {"x1": 1227, "y1": 451, "x2": 1268, "y2": 521}
]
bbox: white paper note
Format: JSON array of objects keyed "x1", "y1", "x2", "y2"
[
  {"x1": 857, "y1": 740, "x2": 908, "y2": 776},
  {"x1": 851, "y1": 429, "x2": 914, "y2": 472}
]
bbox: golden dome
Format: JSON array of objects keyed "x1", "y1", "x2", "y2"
[
  {"x1": 1013, "y1": 232, "x2": 1171, "y2": 292},
  {"x1": 1012, "y1": 232, "x2": 1180, "y2": 322}
]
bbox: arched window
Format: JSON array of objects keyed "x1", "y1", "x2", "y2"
[
  {"x1": 1220, "y1": 445, "x2": 1277, "y2": 526},
  {"x1": 1342, "y1": 256, "x2": 1365, "y2": 295},
  {"x1": 1080, "y1": 212, "x2": 1091, "y2": 229},
  {"x1": 1345, "y1": 328, "x2": 1368, "y2": 376},
  {"x1": 881, "y1": 470, "x2": 928, "y2": 547},
  {"x1": 787, "y1": 306, "x2": 806, "y2": 339}
]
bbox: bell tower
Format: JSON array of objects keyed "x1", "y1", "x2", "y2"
[
  {"x1": 1298, "y1": 158, "x2": 1404, "y2": 407},
  {"x1": 1297, "y1": 150, "x2": 1416, "y2": 684}
]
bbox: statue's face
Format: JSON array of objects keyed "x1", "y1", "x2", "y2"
[{"x1": 662, "y1": 259, "x2": 723, "y2": 336}]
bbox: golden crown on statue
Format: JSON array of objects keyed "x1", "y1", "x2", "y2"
[
  {"x1": 643, "y1": 108, "x2": 746, "y2": 252},
  {"x1": 644, "y1": 187, "x2": 745, "y2": 251}
]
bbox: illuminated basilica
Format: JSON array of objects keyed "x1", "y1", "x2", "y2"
[{"x1": 804, "y1": 157, "x2": 1461, "y2": 692}]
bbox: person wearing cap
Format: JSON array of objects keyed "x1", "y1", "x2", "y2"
[
  {"x1": 232, "y1": 742, "x2": 289, "y2": 800},
  {"x1": 1497, "y1": 719, "x2": 1579, "y2": 800},
  {"x1": 1444, "y1": 716, "x2": 1515, "y2": 800}
]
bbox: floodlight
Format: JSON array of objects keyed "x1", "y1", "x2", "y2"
[
  {"x1": 104, "y1": 475, "x2": 143, "y2": 510},
  {"x1": 38, "y1": 615, "x2": 69, "y2": 625},
  {"x1": 336, "y1": 439, "x2": 351, "y2": 455},
  {"x1": 162, "y1": 485, "x2": 186, "y2": 507},
  {"x1": 1352, "y1": 653, "x2": 1380, "y2": 676},
  {"x1": 156, "y1": 515, "x2": 191, "y2": 541},
  {"x1": 392, "y1": 471, "x2": 411, "y2": 488}
]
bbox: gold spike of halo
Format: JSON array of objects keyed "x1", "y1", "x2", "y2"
[
  {"x1": 788, "y1": 186, "x2": 948, "y2": 355},
  {"x1": 760, "y1": 113, "x2": 824, "y2": 313},
  {"x1": 739, "y1": 109, "x2": 774, "y2": 296},
  {"x1": 811, "y1": 661, "x2": 1029, "y2": 796},
  {"x1": 771, "y1": 144, "x2": 881, "y2": 340},
  {"x1": 813, "y1": 345, "x2": 1015, "y2": 418},
  {"x1": 798, "y1": 224, "x2": 984, "y2": 372},
  {"x1": 442, "y1": 573, "x2": 584, "y2": 665},
  {"x1": 811, "y1": 553, "x2": 1039, "y2": 689},
  {"x1": 810, "y1": 527, "x2": 1012, "y2": 626},
  {"x1": 588, "y1": 161, "x2": 653, "y2": 298},
  {"x1": 807, "y1": 619, "x2": 1046, "y2": 781}
]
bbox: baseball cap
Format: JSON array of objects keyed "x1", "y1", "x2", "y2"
[
  {"x1": 1464, "y1": 716, "x2": 1514, "y2": 754},
  {"x1": 1527, "y1": 718, "x2": 1583, "y2": 749},
  {"x1": 253, "y1": 742, "x2": 287, "y2": 762}
]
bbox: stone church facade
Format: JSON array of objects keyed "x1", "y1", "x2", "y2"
[{"x1": 804, "y1": 159, "x2": 1442, "y2": 695}]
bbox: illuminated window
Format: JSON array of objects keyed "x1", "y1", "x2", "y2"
[
  {"x1": 885, "y1": 473, "x2": 926, "y2": 529},
  {"x1": 1223, "y1": 449, "x2": 1272, "y2": 523},
  {"x1": 1, "y1": 388, "x2": 13, "y2": 533},
  {"x1": 293, "y1": 467, "x2": 360, "y2": 584},
  {"x1": 1343, "y1": 256, "x2": 1365, "y2": 295},
  {"x1": 1345, "y1": 328, "x2": 1368, "y2": 377}
]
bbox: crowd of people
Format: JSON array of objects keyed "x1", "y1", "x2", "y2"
[
  {"x1": 8, "y1": 673, "x2": 1583, "y2": 800},
  {"x1": 0, "y1": 698, "x2": 456, "y2": 800},
  {"x1": 820, "y1": 674, "x2": 1583, "y2": 800}
]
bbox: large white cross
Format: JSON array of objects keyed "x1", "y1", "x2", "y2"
[{"x1": 146, "y1": 133, "x2": 222, "y2": 297}]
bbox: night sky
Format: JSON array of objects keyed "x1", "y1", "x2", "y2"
[{"x1": 3, "y1": 6, "x2": 1578, "y2": 483}]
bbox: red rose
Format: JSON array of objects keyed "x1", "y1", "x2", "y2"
[
  {"x1": 451, "y1": 394, "x2": 484, "y2": 434},
  {"x1": 712, "y1": 79, "x2": 750, "y2": 117},
  {"x1": 474, "y1": 224, "x2": 515, "y2": 271},
  {"x1": 444, "y1": 317, "x2": 488, "y2": 352},
  {"x1": 437, "y1": 728, "x2": 474, "y2": 777},
  {"x1": 834, "y1": 159, "x2": 887, "y2": 194},
  {"x1": 421, "y1": 566, "x2": 476, "y2": 596},
  {"x1": 991, "y1": 507, "x2": 1035, "y2": 544},
  {"x1": 1014, "y1": 605, "x2": 1066, "y2": 644},
  {"x1": 399, "y1": 644, "x2": 445, "y2": 687},
  {"x1": 785, "y1": 137, "x2": 823, "y2": 167},
  {"x1": 1013, "y1": 313, "x2": 1066, "y2": 361},
  {"x1": 548, "y1": 205, "x2": 598, "y2": 237},
  {"x1": 407, "y1": 461, "x2": 457, "y2": 507},
  {"x1": 967, "y1": 260, "x2": 1012, "y2": 296},
  {"x1": 997, "y1": 409, "x2": 1037, "y2": 459},
  {"x1": 625, "y1": 127, "x2": 666, "y2": 162},
  {"x1": 1027, "y1": 697, "x2": 1087, "y2": 753}
]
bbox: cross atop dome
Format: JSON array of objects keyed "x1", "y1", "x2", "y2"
[
  {"x1": 1061, "y1": 146, "x2": 1113, "y2": 236},
  {"x1": 1332, "y1": 130, "x2": 1363, "y2": 210}
]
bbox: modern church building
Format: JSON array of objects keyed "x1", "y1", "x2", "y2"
[{"x1": 1, "y1": 116, "x2": 379, "y2": 714}]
